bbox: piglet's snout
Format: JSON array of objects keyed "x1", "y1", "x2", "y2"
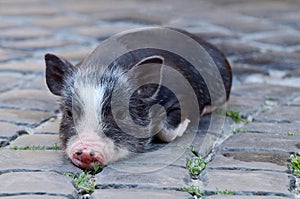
[{"x1": 71, "y1": 147, "x2": 103, "y2": 170}]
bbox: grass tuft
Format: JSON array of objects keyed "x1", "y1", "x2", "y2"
[
  {"x1": 287, "y1": 132, "x2": 299, "y2": 136},
  {"x1": 231, "y1": 128, "x2": 247, "y2": 134},
  {"x1": 181, "y1": 185, "x2": 202, "y2": 197},
  {"x1": 10, "y1": 144, "x2": 60, "y2": 151},
  {"x1": 186, "y1": 156, "x2": 207, "y2": 177},
  {"x1": 64, "y1": 171, "x2": 97, "y2": 194},
  {"x1": 290, "y1": 153, "x2": 300, "y2": 175},
  {"x1": 215, "y1": 188, "x2": 234, "y2": 195}
]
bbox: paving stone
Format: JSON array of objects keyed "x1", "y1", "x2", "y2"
[
  {"x1": 255, "y1": 32, "x2": 300, "y2": 47},
  {"x1": 55, "y1": 48, "x2": 91, "y2": 62},
  {"x1": 0, "y1": 89, "x2": 59, "y2": 112},
  {"x1": 232, "y1": 83, "x2": 300, "y2": 101},
  {"x1": 232, "y1": 0, "x2": 299, "y2": 19},
  {"x1": 206, "y1": 195, "x2": 290, "y2": 199},
  {"x1": 0, "y1": 4, "x2": 59, "y2": 16},
  {"x1": 9, "y1": 134, "x2": 59, "y2": 148},
  {"x1": 33, "y1": 117, "x2": 60, "y2": 134},
  {"x1": 0, "y1": 196, "x2": 70, "y2": 199},
  {"x1": 284, "y1": 67, "x2": 300, "y2": 79},
  {"x1": 96, "y1": 166, "x2": 189, "y2": 189},
  {"x1": 207, "y1": 14, "x2": 278, "y2": 34},
  {"x1": 0, "y1": 21, "x2": 19, "y2": 29},
  {"x1": 190, "y1": 30, "x2": 236, "y2": 40},
  {"x1": 93, "y1": 10, "x2": 166, "y2": 25},
  {"x1": 0, "y1": 61, "x2": 43, "y2": 73},
  {"x1": 2, "y1": 39, "x2": 76, "y2": 51},
  {"x1": 288, "y1": 95, "x2": 300, "y2": 106},
  {"x1": 0, "y1": 73, "x2": 25, "y2": 92},
  {"x1": 246, "y1": 122, "x2": 300, "y2": 135},
  {"x1": 203, "y1": 170, "x2": 292, "y2": 196},
  {"x1": 220, "y1": 132, "x2": 300, "y2": 153},
  {"x1": 93, "y1": 189, "x2": 191, "y2": 199},
  {"x1": 0, "y1": 171, "x2": 75, "y2": 196},
  {"x1": 0, "y1": 108, "x2": 54, "y2": 127},
  {"x1": 0, "y1": 49, "x2": 29, "y2": 62},
  {"x1": 227, "y1": 95, "x2": 265, "y2": 116},
  {"x1": 234, "y1": 51, "x2": 300, "y2": 71},
  {"x1": 218, "y1": 151, "x2": 289, "y2": 167},
  {"x1": 0, "y1": 138, "x2": 9, "y2": 147},
  {"x1": 208, "y1": 152, "x2": 288, "y2": 171},
  {"x1": 0, "y1": 122, "x2": 22, "y2": 138},
  {"x1": 0, "y1": 28, "x2": 53, "y2": 40},
  {"x1": 271, "y1": 11, "x2": 300, "y2": 30},
  {"x1": 0, "y1": 149, "x2": 80, "y2": 173},
  {"x1": 214, "y1": 40, "x2": 260, "y2": 57},
  {"x1": 31, "y1": 15, "x2": 94, "y2": 29},
  {"x1": 20, "y1": 75, "x2": 49, "y2": 90},
  {"x1": 75, "y1": 24, "x2": 145, "y2": 40},
  {"x1": 255, "y1": 106, "x2": 300, "y2": 123}
]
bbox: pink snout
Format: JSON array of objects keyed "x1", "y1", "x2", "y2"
[{"x1": 71, "y1": 147, "x2": 103, "y2": 170}]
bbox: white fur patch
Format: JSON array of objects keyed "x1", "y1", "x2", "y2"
[{"x1": 157, "y1": 118, "x2": 190, "y2": 142}]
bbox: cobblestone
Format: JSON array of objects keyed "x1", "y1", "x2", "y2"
[
  {"x1": 1, "y1": 0, "x2": 300, "y2": 198},
  {"x1": 0, "y1": 171, "x2": 75, "y2": 197}
]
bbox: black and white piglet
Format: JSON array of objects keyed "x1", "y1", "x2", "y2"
[{"x1": 45, "y1": 28, "x2": 232, "y2": 170}]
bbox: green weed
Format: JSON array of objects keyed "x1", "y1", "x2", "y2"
[
  {"x1": 290, "y1": 153, "x2": 300, "y2": 175},
  {"x1": 186, "y1": 156, "x2": 207, "y2": 177},
  {"x1": 231, "y1": 128, "x2": 247, "y2": 134},
  {"x1": 215, "y1": 188, "x2": 234, "y2": 195},
  {"x1": 64, "y1": 172, "x2": 97, "y2": 194},
  {"x1": 181, "y1": 185, "x2": 203, "y2": 197}
]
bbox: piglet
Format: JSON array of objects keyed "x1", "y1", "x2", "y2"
[{"x1": 44, "y1": 27, "x2": 232, "y2": 170}]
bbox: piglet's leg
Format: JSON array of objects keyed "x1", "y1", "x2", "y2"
[
  {"x1": 157, "y1": 118, "x2": 190, "y2": 142},
  {"x1": 201, "y1": 105, "x2": 216, "y2": 116}
]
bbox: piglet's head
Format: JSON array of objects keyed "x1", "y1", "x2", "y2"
[{"x1": 44, "y1": 53, "x2": 133, "y2": 170}]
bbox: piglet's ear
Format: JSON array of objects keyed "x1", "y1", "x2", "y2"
[{"x1": 44, "y1": 53, "x2": 74, "y2": 96}]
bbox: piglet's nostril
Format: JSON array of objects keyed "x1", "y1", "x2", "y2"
[
  {"x1": 90, "y1": 151, "x2": 95, "y2": 156},
  {"x1": 75, "y1": 150, "x2": 83, "y2": 156}
]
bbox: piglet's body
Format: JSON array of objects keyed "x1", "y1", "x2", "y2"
[{"x1": 45, "y1": 28, "x2": 232, "y2": 170}]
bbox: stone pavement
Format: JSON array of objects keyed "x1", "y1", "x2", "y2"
[{"x1": 1, "y1": 0, "x2": 300, "y2": 198}]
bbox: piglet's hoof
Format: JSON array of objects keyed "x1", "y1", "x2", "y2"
[{"x1": 71, "y1": 148, "x2": 102, "y2": 170}]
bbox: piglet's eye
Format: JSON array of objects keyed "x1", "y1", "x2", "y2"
[{"x1": 66, "y1": 110, "x2": 73, "y2": 118}]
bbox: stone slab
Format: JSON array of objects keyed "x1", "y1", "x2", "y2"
[
  {"x1": 0, "y1": 27, "x2": 52, "y2": 40},
  {"x1": 0, "y1": 196, "x2": 70, "y2": 199},
  {"x1": 207, "y1": 153, "x2": 288, "y2": 172},
  {"x1": 220, "y1": 133, "x2": 300, "y2": 153},
  {"x1": 33, "y1": 117, "x2": 60, "y2": 134},
  {"x1": 0, "y1": 89, "x2": 59, "y2": 112},
  {"x1": 2, "y1": 39, "x2": 76, "y2": 51},
  {"x1": 96, "y1": 166, "x2": 189, "y2": 189},
  {"x1": 0, "y1": 49, "x2": 29, "y2": 62},
  {"x1": 0, "y1": 171, "x2": 75, "y2": 196},
  {"x1": 0, "y1": 149, "x2": 81, "y2": 173},
  {"x1": 206, "y1": 196, "x2": 291, "y2": 199},
  {"x1": 232, "y1": 84, "x2": 300, "y2": 102},
  {"x1": 203, "y1": 170, "x2": 291, "y2": 196},
  {"x1": 9, "y1": 134, "x2": 59, "y2": 148},
  {"x1": 0, "y1": 73, "x2": 24, "y2": 92},
  {"x1": 0, "y1": 61, "x2": 43, "y2": 73},
  {"x1": 93, "y1": 189, "x2": 191, "y2": 199},
  {"x1": 235, "y1": 51, "x2": 300, "y2": 71},
  {"x1": 227, "y1": 95, "x2": 265, "y2": 116},
  {"x1": 255, "y1": 106, "x2": 300, "y2": 123},
  {"x1": 219, "y1": 151, "x2": 290, "y2": 167},
  {"x1": 245, "y1": 122, "x2": 300, "y2": 135},
  {"x1": 0, "y1": 122, "x2": 22, "y2": 138},
  {"x1": 0, "y1": 108, "x2": 54, "y2": 127}
]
